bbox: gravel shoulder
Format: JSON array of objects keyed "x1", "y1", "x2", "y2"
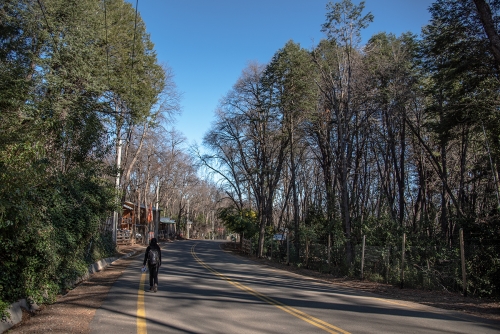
[
  {"x1": 4, "y1": 242, "x2": 499, "y2": 333},
  {"x1": 240, "y1": 252, "x2": 500, "y2": 323}
]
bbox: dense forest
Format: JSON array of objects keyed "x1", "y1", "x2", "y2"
[
  {"x1": 202, "y1": 0, "x2": 500, "y2": 298},
  {"x1": 1, "y1": 0, "x2": 499, "y2": 321}
]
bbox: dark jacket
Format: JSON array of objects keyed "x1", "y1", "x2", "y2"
[{"x1": 143, "y1": 239, "x2": 162, "y2": 267}]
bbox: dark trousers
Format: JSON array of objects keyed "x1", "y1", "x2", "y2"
[{"x1": 148, "y1": 264, "x2": 159, "y2": 287}]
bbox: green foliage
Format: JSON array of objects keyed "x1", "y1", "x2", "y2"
[
  {"x1": 218, "y1": 207, "x2": 258, "y2": 239},
  {"x1": 420, "y1": 0, "x2": 498, "y2": 136},
  {"x1": 460, "y1": 220, "x2": 500, "y2": 296},
  {"x1": 303, "y1": 205, "x2": 327, "y2": 234},
  {"x1": 0, "y1": 162, "x2": 116, "y2": 318},
  {"x1": 0, "y1": 0, "x2": 165, "y2": 320},
  {"x1": 322, "y1": 0, "x2": 374, "y2": 46},
  {"x1": 361, "y1": 215, "x2": 402, "y2": 247},
  {"x1": 101, "y1": 0, "x2": 166, "y2": 127},
  {"x1": 262, "y1": 40, "x2": 316, "y2": 117}
]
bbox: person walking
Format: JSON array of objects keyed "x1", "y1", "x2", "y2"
[{"x1": 143, "y1": 237, "x2": 161, "y2": 292}]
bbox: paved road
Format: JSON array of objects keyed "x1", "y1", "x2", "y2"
[{"x1": 90, "y1": 240, "x2": 499, "y2": 334}]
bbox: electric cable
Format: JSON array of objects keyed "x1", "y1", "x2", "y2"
[
  {"x1": 129, "y1": 0, "x2": 139, "y2": 100},
  {"x1": 36, "y1": 0, "x2": 60, "y2": 56},
  {"x1": 103, "y1": 0, "x2": 111, "y2": 89}
]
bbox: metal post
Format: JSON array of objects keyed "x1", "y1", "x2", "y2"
[
  {"x1": 328, "y1": 233, "x2": 331, "y2": 269},
  {"x1": 155, "y1": 180, "x2": 159, "y2": 238},
  {"x1": 460, "y1": 228, "x2": 467, "y2": 297},
  {"x1": 286, "y1": 230, "x2": 290, "y2": 265},
  {"x1": 385, "y1": 247, "x2": 390, "y2": 284},
  {"x1": 400, "y1": 233, "x2": 406, "y2": 288},
  {"x1": 361, "y1": 235, "x2": 366, "y2": 280}
]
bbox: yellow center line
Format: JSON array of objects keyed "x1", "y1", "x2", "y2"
[
  {"x1": 191, "y1": 244, "x2": 350, "y2": 334},
  {"x1": 137, "y1": 272, "x2": 147, "y2": 334}
]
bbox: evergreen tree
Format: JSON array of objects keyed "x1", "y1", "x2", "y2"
[{"x1": 0, "y1": 0, "x2": 168, "y2": 318}]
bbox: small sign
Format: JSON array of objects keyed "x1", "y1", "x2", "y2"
[{"x1": 273, "y1": 234, "x2": 286, "y2": 241}]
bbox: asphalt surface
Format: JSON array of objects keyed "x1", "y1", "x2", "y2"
[{"x1": 89, "y1": 240, "x2": 500, "y2": 334}]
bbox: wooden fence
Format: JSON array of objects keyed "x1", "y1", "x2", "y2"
[
  {"x1": 117, "y1": 230, "x2": 132, "y2": 245},
  {"x1": 242, "y1": 238, "x2": 252, "y2": 255}
]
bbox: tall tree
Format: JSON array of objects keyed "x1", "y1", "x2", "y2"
[
  {"x1": 473, "y1": 0, "x2": 500, "y2": 69},
  {"x1": 0, "y1": 0, "x2": 175, "y2": 317},
  {"x1": 312, "y1": 0, "x2": 373, "y2": 265},
  {"x1": 364, "y1": 32, "x2": 418, "y2": 227},
  {"x1": 0, "y1": 0, "x2": 116, "y2": 316},
  {"x1": 99, "y1": 0, "x2": 167, "y2": 241},
  {"x1": 262, "y1": 40, "x2": 316, "y2": 259},
  {"x1": 418, "y1": 0, "x2": 500, "y2": 242}
]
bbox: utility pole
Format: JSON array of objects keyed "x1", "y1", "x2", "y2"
[
  {"x1": 187, "y1": 198, "x2": 190, "y2": 239},
  {"x1": 112, "y1": 138, "x2": 122, "y2": 245},
  {"x1": 211, "y1": 211, "x2": 215, "y2": 240},
  {"x1": 155, "y1": 179, "x2": 159, "y2": 238}
]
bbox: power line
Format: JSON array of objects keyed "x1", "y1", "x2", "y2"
[
  {"x1": 129, "y1": 0, "x2": 140, "y2": 101},
  {"x1": 103, "y1": 0, "x2": 111, "y2": 89},
  {"x1": 36, "y1": 0, "x2": 60, "y2": 56},
  {"x1": 132, "y1": 0, "x2": 139, "y2": 67}
]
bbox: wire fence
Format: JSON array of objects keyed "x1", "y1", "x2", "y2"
[
  {"x1": 258, "y1": 229, "x2": 500, "y2": 297},
  {"x1": 351, "y1": 230, "x2": 500, "y2": 296}
]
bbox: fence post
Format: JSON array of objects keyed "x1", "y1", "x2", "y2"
[
  {"x1": 328, "y1": 233, "x2": 331, "y2": 269},
  {"x1": 400, "y1": 233, "x2": 405, "y2": 288},
  {"x1": 460, "y1": 228, "x2": 467, "y2": 297},
  {"x1": 385, "y1": 246, "x2": 390, "y2": 284},
  {"x1": 287, "y1": 232, "x2": 290, "y2": 265},
  {"x1": 361, "y1": 235, "x2": 366, "y2": 280}
]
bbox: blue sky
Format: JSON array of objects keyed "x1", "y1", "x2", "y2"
[{"x1": 131, "y1": 0, "x2": 434, "y2": 146}]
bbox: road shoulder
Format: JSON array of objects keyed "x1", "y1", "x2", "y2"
[{"x1": 4, "y1": 245, "x2": 145, "y2": 334}]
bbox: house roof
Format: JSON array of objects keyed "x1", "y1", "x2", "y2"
[
  {"x1": 123, "y1": 201, "x2": 162, "y2": 211},
  {"x1": 160, "y1": 217, "x2": 175, "y2": 224},
  {"x1": 123, "y1": 203, "x2": 134, "y2": 210}
]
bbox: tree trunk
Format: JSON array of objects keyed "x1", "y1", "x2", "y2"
[
  {"x1": 290, "y1": 124, "x2": 300, "y2": 261},
  {"x1": 398, "y1": 120, "x2": 406, "y2": 227},
  {"x1": 473, "y1": 0, "x2": 500, "y2": 70}
]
